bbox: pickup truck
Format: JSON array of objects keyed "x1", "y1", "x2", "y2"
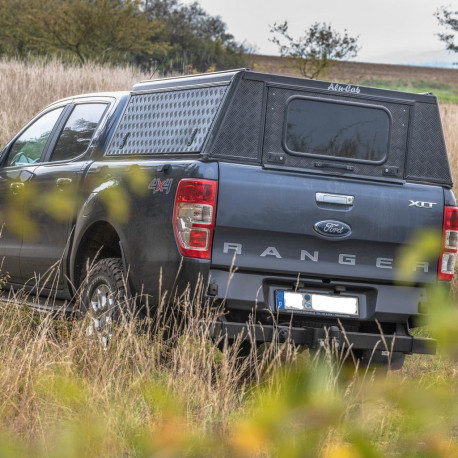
[{"x1": 0, "y1": 69, "x2": 455, "y2": 368}]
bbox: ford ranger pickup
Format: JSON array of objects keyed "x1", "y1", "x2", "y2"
[{"x1": 0, "y1": 69, "x2": 455, "y2": 368}]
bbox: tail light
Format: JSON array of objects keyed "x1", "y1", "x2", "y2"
[
  {"x1": 438, "y1": 206, "x2": 458, "y2": 281},
  {"x1": 173, "y1": 179, "x2": 218, "y2": 259}
]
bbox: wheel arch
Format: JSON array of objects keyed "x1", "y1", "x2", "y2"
[{"x1": 70, "y1": 219, "x2": 125, "y2": 291}]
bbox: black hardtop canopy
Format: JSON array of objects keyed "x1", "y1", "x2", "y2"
[
  {"x1": 116, "y1": 68, "x2": 449, "y2": 187},
  {"x1": 132, "y1": 68, "x2": 438, "y2": 105}
]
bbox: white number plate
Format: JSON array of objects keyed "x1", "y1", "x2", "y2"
[{"x1": 276, "y1": 290, "x2": 359, "y2": 316}]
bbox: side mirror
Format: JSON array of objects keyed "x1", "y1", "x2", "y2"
[
  {"x1": 19, "y1": 169, "x2": 36, "y2": 181},
  {"x1": 0, "y1": 168, "x2": 36, "y2": 182}
]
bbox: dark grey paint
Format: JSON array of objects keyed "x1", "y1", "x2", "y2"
[{"x1": 212, "y1": 163, "x2": 443, "y2": 284}]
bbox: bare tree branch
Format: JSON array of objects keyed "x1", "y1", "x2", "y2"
[{"x1": 269, "y1": 21, "x2": 360, "y2": 79}]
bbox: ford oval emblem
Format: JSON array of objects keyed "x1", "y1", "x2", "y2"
[{"x1": 314, "y1": 220, "x2": 352, "y2": 238}]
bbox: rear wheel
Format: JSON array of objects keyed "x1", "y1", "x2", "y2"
[{"x1": 83, "y1": 257, "x2": 126, "y2": 346}]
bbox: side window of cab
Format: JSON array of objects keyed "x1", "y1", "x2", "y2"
[
  {"x1": 3, "y1": 107, "x2": 64, "y2": 167},
  {"x1": 49, "y1": 103, "x2": 108, "y2": 162}
]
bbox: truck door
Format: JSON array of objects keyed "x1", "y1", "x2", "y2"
[
  {"x1": 0, "y1": 106, "x2": 65, "y2": 285},
  {"x1": 19, "y1": 101, "x2": 110, "y2": 291}
]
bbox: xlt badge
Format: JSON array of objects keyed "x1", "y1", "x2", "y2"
[
  {"x1": 408, "y1": 200, "x2": 437, "y2": 209},
  {"x1": 313, "y1": 220, "x2": 352, "y2": 238}
]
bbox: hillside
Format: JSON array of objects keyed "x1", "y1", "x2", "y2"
[{"x1": 248, "y1": 54, "x2": 458, "y2": 102}]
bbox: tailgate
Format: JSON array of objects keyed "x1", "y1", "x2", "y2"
[{"x1": 211, "y1": 163, "x2": 443, "y2": 284}]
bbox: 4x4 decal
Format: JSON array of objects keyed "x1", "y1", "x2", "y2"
[{"x1": 148, "y1": 178, "x2": 173, "y2": 194}]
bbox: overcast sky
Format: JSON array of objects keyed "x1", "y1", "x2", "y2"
[{"x1": 182, "y1": 0, "x2": 457, "y2": 64}]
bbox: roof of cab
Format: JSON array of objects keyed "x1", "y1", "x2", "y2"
[
  {"x1": 48, "y1": 91, "x2": 130, "y2": 106},
  {"x1": 131, "y1": 69, "x2": 246, "y2": 93}
]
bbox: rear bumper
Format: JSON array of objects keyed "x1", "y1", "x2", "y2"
[
  {"x1": 208, "y1": 268, "x2": 428, "y2": 322},
  {"x1": 212, "y1": 321, "x2": 436, "y2": 355}
]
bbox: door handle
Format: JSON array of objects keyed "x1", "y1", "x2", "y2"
[
  {"x1": 316, "y1": 192, "x2": 354, "y2": 205},
  {"x1": 10, "y1": 182, "x2": 24, "y2": 194},
  {"x1": 56, "y1": 177, "x2": 72, "y2": 189}
]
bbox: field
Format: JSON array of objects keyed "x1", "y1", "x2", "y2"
[
  {"x1": 0, "y1": 58, "x2": 457, "y2": 456},
  {"x1": 249, "y1": 54, "x2": 458, "y2": 103}
]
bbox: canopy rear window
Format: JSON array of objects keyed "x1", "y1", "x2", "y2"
[{"x1": 284, "y1": 97, "x2": 391, "y2": 163}]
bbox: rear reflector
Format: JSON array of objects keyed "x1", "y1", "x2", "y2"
[
  {"x1": 438, "y1": 206, "x2": 458, "y2": 281},
  {"x1": 173, "y1": 179, "x2": 217, "y2": 259}
]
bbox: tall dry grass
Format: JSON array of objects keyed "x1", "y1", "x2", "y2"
[
  {"x1": 441, "y1": 104, "x2": 458, "y2": 185},
  {"x1": 0, "y1": 274, "x2": 456, "y2": 456},
  {"x1": 0, "y1": 58, "x2": 456, "y2": 455},
  {"x1": 0, "y1": 268, "x2": 303, "y2": 455},
  {"x1": 0, "y1": 58, "x2": 149, "y2": 147}
]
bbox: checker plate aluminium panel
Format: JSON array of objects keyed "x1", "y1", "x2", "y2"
[
  {"x1": 210, "y1": 79, "x2": 264, "y2": 162},
  {"x1": 406, "y1": 102, "x2": 452, "y2": 186},
  {"x1": 106, "y1": 85, "x2": 228, "y2": 156}
]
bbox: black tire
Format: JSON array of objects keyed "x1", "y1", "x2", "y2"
[{"x1": 83, "y1": 257, "x2": 126, "y2": 345}]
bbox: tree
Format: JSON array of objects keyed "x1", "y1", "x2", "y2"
[
  {"x1": 0, "y1": 0, "x2": 247, "y2": 73},
  {"x1": 0, "y1": 0, "x2": 39, "y2": 57},
  {"x1": 141, "y1": 0, "x2": 247, "y2": 73},
  {"x1": 269, "y1": 21, "x2": 359, "y2": 79},
  {"x1": 24, "y1": 0, "x2": 169, "y2": 65},
  {"x1": 436, "y1": 6, "x2": 458, "y2": 54},
  {"x1": 0, "y1": 0, "x2": 170, "y2": 65}
]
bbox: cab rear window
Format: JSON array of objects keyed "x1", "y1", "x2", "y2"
[{"x1": 284, "y1": 97, "x2": 391, "y2": 163}]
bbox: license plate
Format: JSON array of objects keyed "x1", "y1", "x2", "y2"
[{"x1": 276, "y1": 290, "x2": 359, "y2": 316}]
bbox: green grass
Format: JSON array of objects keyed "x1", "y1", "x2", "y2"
[{"x1": 358, "y1": 78, "x2": 458, "y2": 103}]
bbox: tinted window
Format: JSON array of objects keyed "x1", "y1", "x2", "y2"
[
  {"x1": 50, "y1": 103, "x2": 107, "y2": 162},
  {"x1": 285, "y1": 98, "x2": 390, "y2": 162},
  {"x1": 6, "y1": 108, "x2": 64, "y2": 167}
]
